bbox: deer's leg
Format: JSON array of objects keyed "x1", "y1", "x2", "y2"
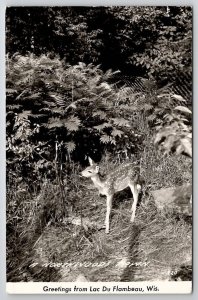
[
  {"x1": 105, "y1": 194, "x2": 113, "y2": 234},
  {"x1": 129, "y1": 182, "x2": 141, "y2": 223}
]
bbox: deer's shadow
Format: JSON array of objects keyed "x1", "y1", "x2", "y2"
[
  {"x1": 111, "y1": 188, "x2": 144, "y2": 210},
  {"x1": 120, "y1": 224, "x2": 142, "y2": 281}
]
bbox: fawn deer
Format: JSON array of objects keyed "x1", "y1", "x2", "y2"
[{"x1": 81, "y1": 157, "x2": 142, "y2": 233}]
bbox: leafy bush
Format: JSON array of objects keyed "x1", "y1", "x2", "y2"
[
  {"x1": 7, "y1": 7, "x2": 192, "y2": 81},
  {"x1": 7, "y1": 54, "x2": 145, "y2": 181},
  {"x1": 154, "y1": 95, "x2": 192, "y2": 157}
]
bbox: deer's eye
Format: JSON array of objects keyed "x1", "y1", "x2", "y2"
[{"x1": 88, "y1": 170, "x2": 92, "y2": 173}]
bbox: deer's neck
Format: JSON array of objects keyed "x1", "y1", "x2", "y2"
[
  {"x1": 90, "y1": 173, "x2": 112, "y2": 196},
  {"x1": 90, "y1": 174, "x2": 105, "y2": 191},
  {"x1": 91, "y1": 174, "x2": 103, "y2": 185}
]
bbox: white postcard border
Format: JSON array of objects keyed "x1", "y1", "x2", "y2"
[
  {"x1": 6, "y1": 281, "x2": 192, "y2": 294},
  {"x1": 1, "y1": 1, "x2": 197, "y2": 299}
]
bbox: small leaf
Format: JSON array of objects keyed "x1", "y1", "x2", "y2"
[
  {"x1": 100, "y1": 135, "x2": 110, "y2": 144},
  {"x1": 111, "y1": 128, "x2": 124, "y2": 137},
  {"x1": 28, "y1": 92, "x2": 41, "y2": 99},
  {"x1": 109, "y1": 137, "x2": 116, "y2": 145},
  {"x1": 93, "y1": 123, "x2": 111, "y2": 132},
  {"x1": 174, "y1": 106, "x2": 192, "y2": 115},
  {"x1": 177, "y1": 138, "x2": 192, "y2": 157},
  {"x1": 100, "y1": 82, "x2": 111, "y2": 90},
  {"x1": 64, "y1": 116, "x2": 81, "y2": 132},
  {"x1": 112, "y1": 118, "x2": 130, "y2": 127},
  {"x1": 6, "y1": 88, "x2": 17, "y2": 94},
  {"x1": 100, "y1": 134, "x2": 110, "y2": 144},
  {"x1": 48, "y1": 117, "x2": 64, "y2": 128},
  {"x1": 100, "y1": 135, "x2": 116, "y2": 145},
  {"x1": 157, "y1": 93, "x2": 171, "y2": 98},
  {"x1": 146, "y1": 63, "x2": 150, "y2": 69},
  {"x1": 69, "y1": 103, "x2": 77, "y2": 109},
  {"x1": 171, "y1": 94, "x2": 186, "y2": 102},
  {"x1": 65, "y1": 141, "x2": 76, "y2": 153},
  {"x1": 18, "y1": 110, "x2": 32, "y2": 119}
]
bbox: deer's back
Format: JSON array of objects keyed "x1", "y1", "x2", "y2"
[{"x1": 104, "y1": 163, "x2": 140, "y2": 193}]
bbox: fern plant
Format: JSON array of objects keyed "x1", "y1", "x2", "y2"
[{"x1": 7, "y1": 53, "x2": 143, "y2": 179}]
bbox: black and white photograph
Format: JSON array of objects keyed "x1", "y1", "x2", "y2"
[{"x1": 6, "y1": 6, "x2": 192, "y2": 294}]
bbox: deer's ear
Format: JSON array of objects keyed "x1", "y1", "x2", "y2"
[
  {"x1": 88, "y1": 157, "x2": 95, "y2": 166},
  {"x1": 95, "y1": 165, "x2": 99, "y2": 173},
  {"x1": 88, "y1": 157, "x2": 93, "y2": 165}
]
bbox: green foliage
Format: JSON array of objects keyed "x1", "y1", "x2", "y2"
[
  {"x1": 6, "y1": 7, "x2": 192, "y2": 82},
  {"x1": 154, "y1": 100, "x2": 192, "y2": 157},
  {"x1": 115, "y1": 82, "x2": 192, "y2": 158},
  {"x1": 6, "y1": 54, "x2": 143, "y2": 179},
  {"x1": 130, "y1": 7, "x2": 192, "y2": 80}
]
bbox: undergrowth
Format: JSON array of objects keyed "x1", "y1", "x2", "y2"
[{"x1": 7, "y1": 138, "x2": 192, "y2": 282}]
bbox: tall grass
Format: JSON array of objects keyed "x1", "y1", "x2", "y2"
[
  {"x1": 6, "y1": 89, "x2": 192, "y2": 282},
  {"x1": 7, "y1": 135, "x2": 192, "y2": 281}
]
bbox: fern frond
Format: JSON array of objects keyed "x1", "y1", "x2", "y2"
[
  {"x1": 93, "y1": 122, "x2": 112, "y2": 132},
  {"x1": 112, "y1": 118, "x2": 130, "y2": 127},
  {"x1": 48, "y1": 93, "x2": 66, "y2": 107},
  {"x1": 65, "y1": 141, "x2": 76, "y2": 153},
  {"x1": 64, "y1": 116, "x2": 81, "y2": 132},
  {"x1": 48, "y1": 117, "x2": 64, "y2": 128},
  {"x1": 100, "y1": 134, "x2": 116, "y2": 145},
  {"x1": 111, "y1": 128, "x2": 124, "y2": 137}
]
